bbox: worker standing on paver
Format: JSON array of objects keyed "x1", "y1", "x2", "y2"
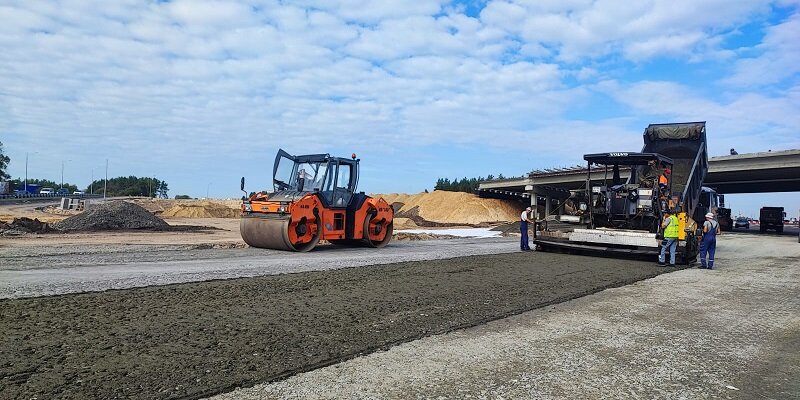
[
  {"x1": 520, "y1": 207, "x2": 535, "y2": 251},
  {"x1": 699, "y1": 212, "x2": 720, "y2": 269},
  {"x1": 658, "y1": 210, "x2": 680, "y2": 267}
]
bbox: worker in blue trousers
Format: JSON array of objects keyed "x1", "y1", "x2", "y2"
[
  {"x1": 658, "y1": 210, "x2": 680, "y2": 267},
  {"x1": 520, "y1": 207, "x2": 536, "y2": 251},
  {"x1": 699, "y1": 212, "x2": 720, "y2": 269}
]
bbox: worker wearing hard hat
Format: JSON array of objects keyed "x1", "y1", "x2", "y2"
[
  {"x1": 658, "y1": 210, "x2": 680, "y2": 267},
  {"x1": 520, "y1": 207, "x2": 535, "y2": 251},
  {"x1": 699, "y1": 212, "x2": 721, "y2": 269}
]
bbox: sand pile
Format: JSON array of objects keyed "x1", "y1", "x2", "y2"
[
  {"x1": 161, "y1": 201, "x2": 239, "y2": 218},
  {"x1": 375, "y1": 191, "x2": 520, "y2": 226},
  {"x1": 129, "y1": 198, "x2": 178, "y2": 214},
  {"x1": 53, "y1": 201, "x2": 169, "y2": 232}
]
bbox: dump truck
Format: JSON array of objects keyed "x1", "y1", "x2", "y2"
[
  {"x1": 534, "y1": 122, "x2": 710, "y2": 264},
  {"x1": 240, "y1": 149, "x2": 394, "y2": 252},
  {"x1": 759, "y1": 206, "x2": 785, "y2": 233}
]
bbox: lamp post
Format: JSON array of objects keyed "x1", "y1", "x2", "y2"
[
  {"x1": 24, "y1": 151, "x2": 38, "y2": 193},
  {"x1": 104, "y1": 159, "x2": 108, "y2": 199},
  {"x1": 60, "y1": 159, "x2": 72, "y2": 190}
]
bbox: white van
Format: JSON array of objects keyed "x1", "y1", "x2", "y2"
[{"x1": 39, "y1": 188, "x2": 55, "y2": 194}]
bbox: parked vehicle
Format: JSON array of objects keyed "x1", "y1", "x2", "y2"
[
  {"x1": 39, "y1": 188, "x2": 55, "y2": 195},
  {"x1": 56, "y1": 188, "x2": 70, "y2": 195},
  {"x1": 759, "y1": 206, "x2": 785, "y2": 233},
  {"x1": 73, "y1": 191, "x2": 85, "y2": 195},
  {"x1": 734, "y1": 217, "x2": 750, "y2": 229}
]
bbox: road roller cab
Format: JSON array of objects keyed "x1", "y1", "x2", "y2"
[{"x1": 240, "y1": 149, "x2": 394, "y2": 252}]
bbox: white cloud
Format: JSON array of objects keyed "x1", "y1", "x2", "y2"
[
  {"x1": 486, "y1": 0, "x2": 774, "y2": 62},
  {"x1": 0, "y1": 0, "x2": 797, "y2": 195},
  {"x1": 724, "y1": 11, "x2": 800, "y2": 86}
]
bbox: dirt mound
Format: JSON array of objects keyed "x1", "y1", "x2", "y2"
[
  {"x1": 161, "y1": 201, "x2": 239, "y2": 218},
  {"x1": 375, "y1": 191, "x2": 520, "y2": 226},
  {"x1": 0, "y1": 218, "x2": 51, "y2": 235},
  {"x1": 393, "y1": 232, "x2": 457, "y2": 241},
  {"x1": 392, "y1": 217, "x2": 418, "y2": 230},
  {"x1": 53, "y1": 201, "x2": 170, "y2": 232}
]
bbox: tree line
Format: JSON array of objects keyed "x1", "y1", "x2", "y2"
[
  {"x1": 0, "y1": 143, "x2": 170, "y2": 197},
  {"x1": 86, "y1": 176, "x2": 169, "y2": 198},
  {"x1": 434, "y1": 174, "x2": 505, "y2": 193}
]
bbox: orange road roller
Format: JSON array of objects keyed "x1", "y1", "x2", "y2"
[{"x1": 239, "y1": 149, "x2": 394, "y2": 251}]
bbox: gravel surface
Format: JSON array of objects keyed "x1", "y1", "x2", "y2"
[
  {"x1": 0, "y1": 237, "x2": 520, "y2": 299},
  {"x1": 52, "y1": 201, "x2": 169, "y2": 231},
  {"x1": 0, "y1": 251, "x2": 666, "y2": 400},
  {"x1": 211, "y1": 233, "x2": 800, "y2": 400}
]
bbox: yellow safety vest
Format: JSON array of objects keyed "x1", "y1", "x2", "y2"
[{"x1": 664, "y1": 215, "x2": 680, "y2": 238}]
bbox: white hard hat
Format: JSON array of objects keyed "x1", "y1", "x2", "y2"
[{"x1": 705, "y1": 212, "x2": 714, "y2": 219}]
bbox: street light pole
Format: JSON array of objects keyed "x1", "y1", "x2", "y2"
[
  {"x1": 91, "y1": 169, "x2": 94, "y2": 195},
  {"x1": 60, "y1": 159, "x2": 73, "y2": 190},
  {"x1": 25, "y1": 152, "x2": 28, "y2": 193},
  {"x1": 104, "y1": 159, "x2": 108, "y2": 199}
]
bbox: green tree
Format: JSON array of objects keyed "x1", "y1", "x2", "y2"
[
  {"x1": 86, "y1": 176, "x2": 169, "y2": 198},
  {"x1": 0, "y1": 141, "x2": 10, "y2": 180}
]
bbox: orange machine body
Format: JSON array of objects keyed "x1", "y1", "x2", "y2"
[{"x1": 239, "y1": 149, "x2": 393, "y2": 251}]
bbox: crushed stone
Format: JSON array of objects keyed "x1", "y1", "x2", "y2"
[{"x1": 53, "y1": 201, "x2": 169, "y2": 232}]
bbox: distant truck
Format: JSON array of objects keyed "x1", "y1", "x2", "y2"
[
  {"x1": 0, "y1": 181, "x2": 9, "y2": 195},
  {"x1": 759, "y1": 206, "x2": 785, "y2": 233}
]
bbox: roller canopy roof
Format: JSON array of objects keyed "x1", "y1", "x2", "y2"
[{"x1": 583, "y1": 152, "x2": 674, "y2": 166}]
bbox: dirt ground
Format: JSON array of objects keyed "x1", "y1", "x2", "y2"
[{"x1": 0, "y1": 252, "x2": 669, "y2": 400}]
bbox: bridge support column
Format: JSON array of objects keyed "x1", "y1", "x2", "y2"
[
  {"x1": 526, "y1": 184, "x2": 537, "y2": 219},
  {"x1": 545, "y1": 196, "x2": 552, "y2": 218}
]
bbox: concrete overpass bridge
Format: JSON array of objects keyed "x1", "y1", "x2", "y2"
[{"x1": 478, "y1": 149, "x2": 800, "y2": 217}]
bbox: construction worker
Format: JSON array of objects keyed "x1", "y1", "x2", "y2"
[
  {"x1": 658, "y1": 167, "x2": 671, "y2": 195},
  {"x1": 658, "y1": 210, "x2": 680, "y2": 267},
  {"x1": 520, "y1": 207, "x2": 535, "y2": 251},
  {"x1": 699, "y1": 212, "x2": 721, "y2": 269}
]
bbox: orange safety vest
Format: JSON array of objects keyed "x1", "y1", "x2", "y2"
[{"x1": 659, "y1": 175, "x2": 668, "y2": 185}]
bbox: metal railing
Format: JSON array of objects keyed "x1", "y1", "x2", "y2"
[{"x1": 0, "y1": 193, "x2": 103, "y2": 202}]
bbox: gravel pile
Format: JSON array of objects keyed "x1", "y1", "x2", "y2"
[{"x1": 53, "y1": 201, "x2": 170, "y2": 232}]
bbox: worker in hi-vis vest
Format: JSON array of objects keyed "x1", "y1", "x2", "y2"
[{"x1": 658, "y1": 210, "x2": 680, "y2": 267}]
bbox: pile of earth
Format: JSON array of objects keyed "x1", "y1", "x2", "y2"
[
  {"x1": 392, "y1": 232, "x2": 458, "y2": 241},
  {"x1": 161, "y1": 201, "x2": 239, "y2": 218},
  {"x1": 0, "y1": 217, "x2": 51, "y2": 235},
  {"x1": 53, "y1": 201, "x2": 170, "y2": 232},
  {"x1": 375, "y1": 191, "x2": 521, "y2": 227}
]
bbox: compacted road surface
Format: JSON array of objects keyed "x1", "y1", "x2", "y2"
[{"x1": 0, "y1": 237, "x2": 520, "y2": 299}]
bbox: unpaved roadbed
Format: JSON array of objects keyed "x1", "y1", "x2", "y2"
[
  {"x1": 0, "y1": 238, "x2": 522, "y2": 299},
  {"x1": 0, "y1": 251, "x2": 667, "y2": 399}
]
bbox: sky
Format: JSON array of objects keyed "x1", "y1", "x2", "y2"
[{"x1": 1, "y1": 0, "x2": 799, "y2": 218}]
